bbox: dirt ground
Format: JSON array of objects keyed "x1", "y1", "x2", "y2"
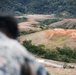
[
  {"x1": 38, "y1": 58, "x2": 76, "y2": 75},
  {"x1": 45, "y1": 66, "x2": 76, "y2": 75}
]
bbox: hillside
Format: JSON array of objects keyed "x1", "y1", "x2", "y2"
[
  {"x1": 17, "y1": 15, "x2": 76, "y2": 75},
  {"x1": 0, "y1": 0, "x2": 76, "y2": 17},
  {"x1": 18, "y1": 15, "x2": 76, "y2": 48},
  {"x1": 19, "y1": 29, "x2": 76, "y2": 49},
  {"x1": 18, "y1": 22, "x2": 41, "y2": 31},
  {"x1": 18, "y1": 15, "x2": 76, "y2": 30},
  {"x1": 49, "y1": 19, "x2": 76, "y2": 29}
]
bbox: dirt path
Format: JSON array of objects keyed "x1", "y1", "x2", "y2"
[
  {"x1": 36, "y1": 59, "x2": 63, "y2": 68},
  {"x1": 36, "y1": 58, "x2": 76, "y2": 75}
]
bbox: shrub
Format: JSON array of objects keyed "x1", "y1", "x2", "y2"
[
  {"x1": 17, "y1": 17, "x2": 27, "y2": 23},
  {"x1": 19, "y1": 30, "x2": 37, "y2": 36},
  {"x1": 23, "y1": 40, "x2": 76, "y2": 63},
  {"x1": 23, "y1": 40, "x2": 47, "y2": 56},
  {"x1": 63, "y1": 63, "x2": 75, "y2": 69}
]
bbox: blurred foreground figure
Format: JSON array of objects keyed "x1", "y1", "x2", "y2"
[{"x1": 0, "y1": 15, "x2": 50, "y2": 75}]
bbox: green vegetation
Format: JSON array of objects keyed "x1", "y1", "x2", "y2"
[
  {"x1": 17, "y1": 17, "x2": 27, "y2": 23},
  {"x1": 23, "y1": 40, "x2": 76, "y2": 63},
  {"x1": 0, "y1": 0, "x2": 76, "y2": 17},
  {"x1": 63, "y1": 63, "x2": 75, "y2": 69},
  {"x1": 23, "y1": 40, "x2": 46, "y2": 57},
  {"x1": 38, "y1": 19, "x2": 61, "y2": 25},
  {"x1": 47, "y1": 21, "x2": 76, "y2": 29},
  {"x1": 19, "y1": 30, "x2": 37, "y2": 36},
  {"x1": 56, "y1": 47, "x2": 76, "y2": 62},
  {"x1": 46, "y1": 34, "x2": 68, "y2": 49},
  {"x1": 49, "y1": 34, "x2": 67, "y2": 43},
  {"x1": 36, "y1": 19, "x2": 76, "y2": 29},
  {"x1": 54, "y1": 23, "x2": 76, "y2": 29},
  {"x1": 36, "y1": 19, "x2": 61, "y2": 30}
]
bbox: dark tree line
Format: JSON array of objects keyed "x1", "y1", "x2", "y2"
[
  {"x1": 0, "y1": 0, "x2": 76, "y2": 17},
  {"x1": 23, "y1": 40, "x2": 76, "y2": 63}
]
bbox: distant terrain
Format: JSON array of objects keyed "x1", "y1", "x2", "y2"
[
  {"x1": 19, "y1": 29, "x2": 76, "y2": 49},
  {"x1": 1, "y1": 0, "x2": 76, "y2": 75},
  {"x1": 18, "y1": 15, "x2": 76, "y2": 49},
  {"x1": 0, "y1": 0, "x2": 76, "y2": 17},
  {"x1": 18, "y1": 15, "x2": 76, "y2": 75},
  {"x1": 18, "y1": 15, "x2": 76, "y2": 30}
]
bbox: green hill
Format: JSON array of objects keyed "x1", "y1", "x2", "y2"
[{"x1": 0, "y1": 0, "x2": 76, "y2": 17}]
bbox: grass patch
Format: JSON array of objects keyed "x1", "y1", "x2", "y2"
[
  {"x1": 54, "y1": 35, "x2": 67, "y2": 43},
  {"x1": 46, "y1": 34, "x2": 68, "y2": 49}
]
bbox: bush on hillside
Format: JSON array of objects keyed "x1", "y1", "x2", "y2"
[
  {"x1": 39, "y1": 19, "x2": 61, "y2": 25},
  {"x1": 19, "y1": 30, "x2": 37, "y2": 36},
  {"x1": 23, "y1": 40, "x2": 47, "y2": 56},
  {"x1": 23, "y1": 40, "x2": 76, "y2": 63},
  {"x1": 17, "y1": 17, "x2": 27, "y2": 23}
]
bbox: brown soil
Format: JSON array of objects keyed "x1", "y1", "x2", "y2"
[
  {"x1": 46, "y1": 67, "x2": 76, "y2": 75},
  {"x1": 45, "y1": 29, "x2": 76, "y2": 39}
]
